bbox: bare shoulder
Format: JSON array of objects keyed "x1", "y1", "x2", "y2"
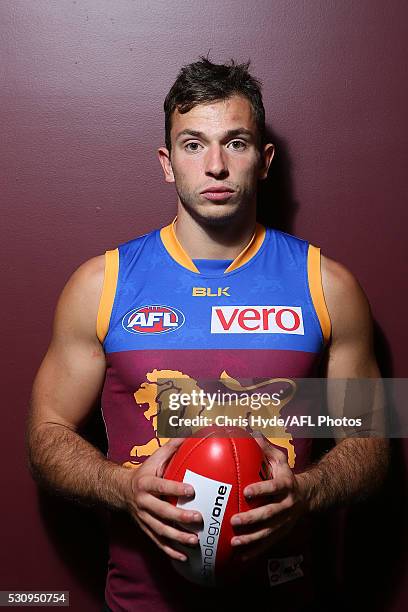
[
  {"x1": 64, "y1": 254, "x2": 105, "y2": 295},
  {"x1": 53, "y1": 255, "x2": 106, "y2": 342},
  {"x1": 320, "y1": 254, "x2": 373, "y2": 344}
]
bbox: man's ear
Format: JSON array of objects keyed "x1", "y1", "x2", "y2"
[
  {"x1": 157, "y1": 146, "x2": 175, "y2": 183},
  {"x1": 258, "y1": 143, "x2": 275, "y2": 180}
]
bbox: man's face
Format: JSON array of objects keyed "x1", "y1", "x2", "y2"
[{"x1": 158, "y1": 95, "x2": 274, "y2": 226}]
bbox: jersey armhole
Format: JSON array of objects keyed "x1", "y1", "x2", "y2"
[
  {"x1": 96, "y1": 248, "x2": 119, "y2": 344},
  {"x1": 307, "y1": 244, "x2": 332, "y2": 345}
]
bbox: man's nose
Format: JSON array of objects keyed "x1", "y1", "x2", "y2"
[{"x1": 204, "y1": 145, "x2": 229, "y2": 179}]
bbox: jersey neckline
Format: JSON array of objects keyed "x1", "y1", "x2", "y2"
[
  {"x1": 192, "y1": 258, "x2": 234, "y2": 274},
  {"x1": 159, "y1": 217, "x2": 267, "y2": 277}
]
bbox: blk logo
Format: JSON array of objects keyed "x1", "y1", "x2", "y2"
[{"x1": 192, "y1": 287, "x2": 230, "y2": 297}]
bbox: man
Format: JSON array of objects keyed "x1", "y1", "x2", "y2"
[{"x1": 27, "y1": 58, "x2": 388, "y2": 611}]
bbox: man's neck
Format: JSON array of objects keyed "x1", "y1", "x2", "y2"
[{"x1": 173, "y1": 209, "x2": 257, "y2": 260}]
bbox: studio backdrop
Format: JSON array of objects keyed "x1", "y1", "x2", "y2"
[{"x1": 1, "y1": 1, "x2": 407, "y2": 610}]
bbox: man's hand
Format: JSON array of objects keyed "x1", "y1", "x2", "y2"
[
  {"x1": 230, "y1": 435, "x2": 305, "y2": 563},
  {"x1": 125, "y1": 439, "x2": 203, "y2": 563}
]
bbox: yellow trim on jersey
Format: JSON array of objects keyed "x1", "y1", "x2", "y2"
[
  {"x1": 96, "y1": 248, "x2": 119, "y2": 343},
  {"x1": 307, "y1": 245, "x2": 331, "y2": 344},
  {"x1": 224, "y1": 223, "x2": 266, "y2": 272},
  {"x1": 160, "y1": 219, "x2": 200, "y2": 273},
  {"x1": 160, "y1": 218, "x2": 266, "y2": 274}
]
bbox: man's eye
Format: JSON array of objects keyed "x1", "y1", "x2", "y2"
[
  {"x1": 185, "y1": 142, "x2": 202, "y2": 152},
  {"x1": 229, "y1": 140, "x2": 247, "y2": 150}
]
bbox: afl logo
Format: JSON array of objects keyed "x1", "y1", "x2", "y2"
[{"x1": 122, "y1": 305, "x2": 185, "y2": 335}]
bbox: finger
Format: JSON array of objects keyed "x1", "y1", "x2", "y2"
[
  {"x1": 243, "y1": 474, "x2": 294, "y2": 499},
  {"x1": 138, "y1": 520, "x2": 188, "y2": 562},
  {"x1": 140, "y1": 510, "x2": 200, "y2": 548},
  {"x1": 144, "y1": 438, "x2": 185, "y2": 476},
  {"x1": 137, "y1": 475, "x2": 195, "y2": 499},
  {"x1": 146, "y1": 494, "x2": 203, "y2": 525},
  {"x1": 252, "y1": 433, "x2": 287, "y2": 463},
  {"x1": 231, "y1": 524, "x2": 276, "y2": 547},
  {"x1": 239, "y1": 521, "x2": 294, "y2": 562},
  {"x1": 231, "y1": 499, "x2": 294, "y2": 527},
  {"x1": 155, "y1": 438, "x2": 186, "y2": 477}
]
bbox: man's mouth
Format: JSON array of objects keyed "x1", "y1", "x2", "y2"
[{"x1": 200, "y1": 186, "x2": 235, "y2": 201}]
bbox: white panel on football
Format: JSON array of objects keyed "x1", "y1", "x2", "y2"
[{"x1": 172, "y1": 469, "x2": 232, "y2": 587}]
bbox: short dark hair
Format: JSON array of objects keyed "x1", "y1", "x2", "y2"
[{"x1": 164, "y1": 57, "x2": 265, "y2": 152}]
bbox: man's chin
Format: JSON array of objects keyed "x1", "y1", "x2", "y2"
[{"x1": 180, "y1": 201, "x2": 245, "y2": 227}]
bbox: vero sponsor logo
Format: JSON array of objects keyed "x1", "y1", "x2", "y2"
[
  {"x1": 123, "y1": 305, "x2": 185, "y2": 335},
  {"x1": 211, "y1": 305, "x2": 304, "y2": 334}
]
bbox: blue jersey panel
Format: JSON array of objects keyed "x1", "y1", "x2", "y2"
[{"x1": 103, "y1": 227, "x2": 324, "y2": 354}]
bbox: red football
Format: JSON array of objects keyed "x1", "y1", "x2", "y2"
[{"x1": 163, "y1": 426, "x2": 270, "y2": 587}]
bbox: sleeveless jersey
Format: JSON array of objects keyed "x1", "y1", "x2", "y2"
[{"x1": 97, "y1": 219, "x2": 331, "y2": 612}]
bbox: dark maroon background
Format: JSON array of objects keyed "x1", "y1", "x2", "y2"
[{"x1": 1, "y1": 1, "x2": 407, "y2": 610}]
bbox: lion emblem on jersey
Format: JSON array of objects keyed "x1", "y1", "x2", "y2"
[{"x1": 123, "y1": 369, "x2": 297, "y2": 469}]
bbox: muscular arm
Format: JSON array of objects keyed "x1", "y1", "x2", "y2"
[
  {"x1": 296, "y1": 255, "x2": 389, "y2": 512},
  {"x1": 230, "y1": 256, "x2": 389, "y2": 558},
  {"x1": 27, "y1": 257, "x2": 201, "y2": 561},
  {"x1": 27, "y1": 256, "x2": 131, "y2": 508}
]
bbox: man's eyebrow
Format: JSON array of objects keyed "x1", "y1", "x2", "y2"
[{"x1": 175, "y1": 128, "x2": 255, "y2": 141}]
